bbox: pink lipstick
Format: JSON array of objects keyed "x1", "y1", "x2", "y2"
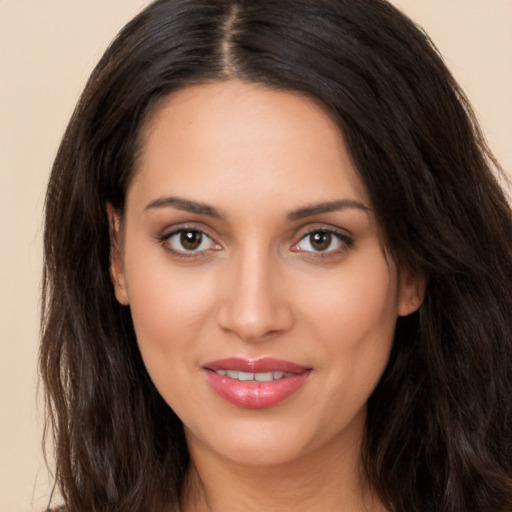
[{"x1": 202, "y1": 357, "x2": 312, "y2": 409}]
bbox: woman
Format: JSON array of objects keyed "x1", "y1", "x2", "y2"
[{"x1": 40, "y1": 0, "x2": 512, "y2": 511}]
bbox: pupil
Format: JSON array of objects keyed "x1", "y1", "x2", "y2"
[
  {"x1": 311, "y1": 231, "x2": 331, "y2": 251},
  {"x1": 180, "y1": 231, "x2": 202, "y2": 250}
]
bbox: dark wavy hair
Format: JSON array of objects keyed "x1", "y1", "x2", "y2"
[{"x1": 40, "y1": 0, "x2": 512, "y2": 510}]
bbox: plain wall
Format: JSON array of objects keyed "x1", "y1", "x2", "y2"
[{"x1": 0, "y1": 1, "x2": 510, "y2": 511}]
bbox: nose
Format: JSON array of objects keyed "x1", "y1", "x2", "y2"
[{"x1": 216, "y1": 247, "x2": 294, "y2": 342}]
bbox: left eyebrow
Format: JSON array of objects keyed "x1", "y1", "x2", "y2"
[{"x1": 286, "y1": 199, "x2": 370, "y2": 221}]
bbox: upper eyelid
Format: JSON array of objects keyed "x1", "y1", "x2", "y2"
[
  {"x1": 159, "y1": 223, "x2": 216, "y2": 240},
  {"x1": 294, "y1": 223, "x2": 353, "y2": 240},
  {"x1": 161, "y1": 229, "x2": 214, "y2": 242}
]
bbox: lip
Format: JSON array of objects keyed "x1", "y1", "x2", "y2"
[{"x1": 202, "y1": 357, "x2": 312, "y2": 409}]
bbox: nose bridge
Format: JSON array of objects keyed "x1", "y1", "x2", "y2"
[{"x1": 217, "y1": 241, "x2": 292, "y2": 340}]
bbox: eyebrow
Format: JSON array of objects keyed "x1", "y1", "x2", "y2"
[
  {"x1": 286, "y1": 199, "x2": 370, "y2": 221},
  {"x1": 144, "y1": 196, "x2": 224, "y2": 218},
  {"x1": 144, "y1": 196, "x2": 370, "y2": 221}
]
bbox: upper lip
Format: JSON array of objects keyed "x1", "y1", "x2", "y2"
[{"x1": 202, "y1": 357, "x2": 310, "y2": 374}]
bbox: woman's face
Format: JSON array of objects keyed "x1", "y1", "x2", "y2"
[{"x1": 110, "y1": 80, "x2": 423, "y2": 467}]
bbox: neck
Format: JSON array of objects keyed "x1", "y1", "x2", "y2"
[{"x1": 180, "y1": 420, "x2": 386, "y2": 512}]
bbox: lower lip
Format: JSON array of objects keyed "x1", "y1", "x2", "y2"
[{"x1": 204, "y1": 370, "x2": 311, "y2": 409}]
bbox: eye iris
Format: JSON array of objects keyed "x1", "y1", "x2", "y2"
[
  {"x1": 180, "y1": 230, "x2": 202, "y2": 250},
  {"x1": 310, "y1": 231, "x2": 331, "y2": 251}
]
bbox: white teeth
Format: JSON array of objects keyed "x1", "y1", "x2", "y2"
[
  {"x1": 254, "y1": 372, "x2": 273, "y2": 382},
  {"x1": 215, "y1": 370, "x2": 289, "y2": 381}
]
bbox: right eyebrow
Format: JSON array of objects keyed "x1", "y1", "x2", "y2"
[{"x1": 144, "y1": 196, "x2": 224, "y2": 219}]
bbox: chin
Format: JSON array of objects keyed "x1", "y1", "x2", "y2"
[{"x1": 184, "y1": 409, "x2": 365, "y2": 469}]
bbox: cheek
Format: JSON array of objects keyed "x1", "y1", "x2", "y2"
[
  {"x1": 123, "y1": 245, "x2": 219, "y2": 383},
  {"x1": 125, "y1": 232, "x2": 216, "y2": 325},
  {"x1": 130, "y1": 272, "x2": 203, "y2": 337},
  {"x1": 125, "y1": 264, "x2": 219, "y2": 420},
  {"x1": 300, "y1": 252, "x2": 398, "y2": 346},
  {"x1": 297, "y1": 250, "x2": 398, "y2": 406}
]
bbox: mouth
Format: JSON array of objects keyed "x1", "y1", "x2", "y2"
[
  {"x1": 212, "y1": 369, "x2": 291, "y2": 382},
  {"x1": 202, "y1": 357, "x2": 312, "y2": 409}
]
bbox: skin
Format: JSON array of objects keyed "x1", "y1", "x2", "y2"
[{"x1": 109, "y1": 80, "x2": 424, "y2": 511}]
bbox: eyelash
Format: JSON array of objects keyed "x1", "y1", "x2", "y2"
[
  {"x1": 157, "y1": 226, "x2": 353, "y2": 259},
  {"x1": 157, "y1": 227, "x2": 220, "y2": 259},
  {"x1": 291, "y1": 228, "x2": 353, "y2": 257}
]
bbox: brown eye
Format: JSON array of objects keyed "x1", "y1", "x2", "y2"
[
  {"x1": 161, "y1": 229, "x2": 218, "y2": 255},
  {"x1": 310, "y1": 231, "x2": 332, "y2": 251},
  {"x1": 293, "y1": 229, "x2": 351, "y2": 254},
  {"x1": 180, "y1": 230, "x2": 203, "y2": 250}
]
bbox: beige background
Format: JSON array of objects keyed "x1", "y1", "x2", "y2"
[{"x1": 1, "y1": 1, "x2": 510, "y2": 511}]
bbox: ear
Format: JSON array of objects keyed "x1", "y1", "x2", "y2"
[
  {"x1": 397, "y1": 266, "x2": 425, "y2": 317},
  {"x1": 107, "y1": 203, "x2": 129, "y2": 305}
]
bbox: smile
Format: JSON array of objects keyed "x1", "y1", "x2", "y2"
[
  {"x1": 214, "y1": 370, "x2": 290, "y2": 381},
  {"x1": 203, "y1": 357, "x2": 312, "y2": 409}
]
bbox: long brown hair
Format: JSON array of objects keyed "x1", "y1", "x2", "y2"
[{"x1": 41, "y1": 1, "x2": 512, "y2": 510}]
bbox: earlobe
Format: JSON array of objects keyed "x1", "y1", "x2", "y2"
[
  {"x1": 397, "y1": 267, "x2": 426, "y2": 317},
  {"x1": 107, "y1": 203, "x2": 130, "y2": 305}
]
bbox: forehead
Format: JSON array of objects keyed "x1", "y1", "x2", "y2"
[{"x1": 128, "y1": 80, "x2": 369, "y2": 212}]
